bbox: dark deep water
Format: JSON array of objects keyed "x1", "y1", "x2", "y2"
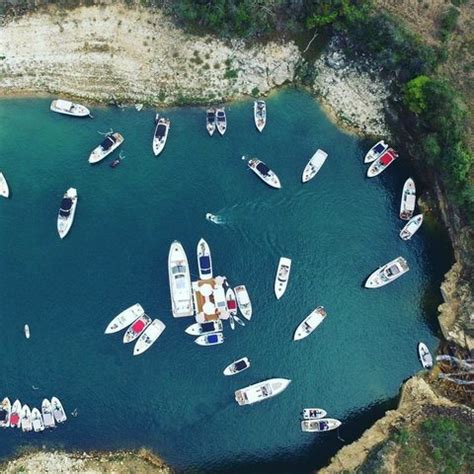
[{"x1": 0, "y1": 89, "x2": 453, "y2": 472}]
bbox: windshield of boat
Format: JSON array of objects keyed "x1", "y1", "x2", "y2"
[
  {"x1": 256, "y1": 162, "x2": 270, "y2": 175},
  {"x1": 100, "y1": 136, "x2": 116, "y2": 150},
  {"x1": 155, "y1": 124, "x2": 166, "y2": 138},
  {"x1": 235, "y1": 360, "x2": 248, "y2": 371}
]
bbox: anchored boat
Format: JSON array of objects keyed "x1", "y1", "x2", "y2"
[
  {"x1": 365, "y1": 257, "x2": 409, "y2": 288},
  {"x1": 293, "y1": 306, "x2": 327, "y2": 341},
  {"x1": 223, "y1": 357, "x2": 250, "y2": 376},
  {"x1": 51, "y1": 397, "x2": 67, "y2": 423},
  {"x1": 418, "y1": 342, "x2": 433, "y2": 369},
  {"x1": 133, "y1": 319, "x2": 166, "y2": 356},
  {"x1": 301, "y1": 418, "x2": 341, "y2": 432},
  {"x1": 234, "y1": 285, "x2": 252, "y2": 320},
  {"x1": 197, "y1": 238, "x2": 213, "y2": 280},
  {"x1": 400, "y1": 178, "x2": 416, "y2": 220},
  {"x1": 104, "y1": 303, "x2": 145, "y2": 334},
  {"x1": 364, "y1": 140, "x2": 388, "y2": 163},
  {"x1": 235, "y1": 378, "x2": 291, "y2": 405},
  {"x1": 152, "y1": 115, "x2": 170, "y2": 156},
  {"x1": 195, "y1": 332, "x2": 224, "y2": 346},
  {"x1": 50, "y1": 99, "x2": 90, "y2": 117},
  {"x1": 302, "y1": 408, "x2": 327, "y2": 420},
  {"x1": 31, "y1": 408, "x2": 45, "y2": 432},
  {"x1": 10, "y1": 400, "x2": 21, "y2": 428},
  {"x1": 123, "y1": 314, "x2": 152, "y2": 343},
  {"x1": 206, "y1": 108, "x2": 216, "y2": 136},
  {"x1": 89, "y1": 132, "x2": 124, "y2": 164},
  {"x1": 57, "y1": 187, "x2": 78, "y2": 239},
  {"x1": 21, "y1": 404, "x2": 32, "y2": 432},
  {"x1": 42, "y1": 399, "x2": 56, "y2": 428},
  {"x1": 247, "y1": 158, "x2": 281, "y2": 189},
  {"x1": 0, "y1": 398, "x2": 11, "y2": 427},
  {"x1": 216, "y1": 108, "x2": 227, "y2": 135},
  {"x1": 302, "y1": 149, "x2": 328, "y2": 183},
  {"x1": 0, "y1": 172, "x2": 10, "y2": 198},
  {"x1": 274, "y1": 257, "x2": 291, "y2": 299},
  {"x1": 168, "y1": 241, "x2": 193, "y2": 317},
  {"x1": 254, "y1": 100, "x2": 266, "y2": 132},
  {"x1": 367, "y1": 148, "x2": 398, "y2": 177},
  {"x1": 185, "y1": 320, "x2": 223, "y2": 336},
  {"x1": 400, "y1": 214, "x2": 423, "y2": 240},
  {"x1": 226, "y1": 287, "x2": 238, "y2": 316}
]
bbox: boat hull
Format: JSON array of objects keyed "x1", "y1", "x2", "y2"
[
  {"x1": 364, "y1": 140, "x2": 388, "y2": 163},
  {"x1": 0, "y1": 172, "x2": 10, "y2": 198},
  {"x1": 274, "y1": 257, "x2": 291, "y2": 299},
  {"x1": 234, "y1": 285, "x2": 252, "y2": 320},
  {"x1": 105, "y1": 303, "x2": 145, "y2": 334},
  {"x1": 365, "y1": 257, "x2": 409, "y2": 288},
  {"x1": 197, "y1": 238, "x2": 213, "y2": 280},
  {"x1": 123, "y1": 314, "x2": 152, "y2": 343},
  {"x1": 254, "y1": 101, "x2": 266, "y2": 132},
  {"x1": 57, "y1": 188, "x2": 78, "y2": 239},
  {"x1": 302, "y1": 149, "x2": 328, "y2": 183},
  {"x1": 235, "y1": 378, "x2": 291, "y2": 405},
  {"x1": 42, "y1": 399, "x2": 56, "y2": 428},
  {"x1": 88, "y1": 133, "x2": 124, "y2": 164},
  {"x1": 248, "y1": 159, "x2": 281, "y2": 189},
  {"x1": 400, "y1": 214, "x2": 423, "y2": 240},
  {"x1": 223, "y1": 357, "x2": 250, "y2": 376},
  {"x1": 302, "y1": 408, "x2": 327, "y2": 420},
  {"x1": 152, "y1": 118, "x2": 170, "y2": 156},
  {"x1": 301, "y1": 418, "x2": 341, "y2": 432},
  {"x1": 133, "y1": 319, "x2": 166, "y2": 355},
  {"x1": 293, "y1": 307, "x2": 327, "y2": 341},
  {"x1": 10, "y1": 400, "x2": 22, "y2": 428},
  {"x1": 168, "y1": 241, "x2": 194, "y2": 317},
  {"x1": 194, "y1": 332, "x2": 224, "y2": 346},
  {"x1": 400, "y1": 178, "x2": 416, "y2": 220},
  {"x1": 51, "y1": 396, "x2": 67, "y2": 423},
  {"x1": 50, "y1": 99, "x2": 90, "y2": 117},
  {"x1": 418, "y1": 342, "x2": 433, "y2": 369}
]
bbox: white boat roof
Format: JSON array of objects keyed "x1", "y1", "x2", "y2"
[
  {"x1": 55, "y1": 99, "x2": 73, "y2": 109},
  {"x1": 405, "y1": 194, "x2": 416, "y2": 209}
]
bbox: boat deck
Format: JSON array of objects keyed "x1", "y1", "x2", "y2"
[{"x1": 192, "y1": 276, "x2": 229, "y2": 323}]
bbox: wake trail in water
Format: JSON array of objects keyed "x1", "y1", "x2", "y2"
[{"x1": 97, "y1": 128, "x2": 113, "y2": 136}]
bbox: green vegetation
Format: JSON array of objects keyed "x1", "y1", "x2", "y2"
[{"x1": 440, "y1": 6, "x2": 460, "y2": 42}]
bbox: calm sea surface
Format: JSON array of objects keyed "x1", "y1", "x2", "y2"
[{"x1": 0, "y1": 89, "x2": 452, "y2": 472}]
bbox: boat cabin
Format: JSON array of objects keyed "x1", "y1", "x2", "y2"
[{"x1": 59, "y1": 198, "x2": 72, "y2": 217}]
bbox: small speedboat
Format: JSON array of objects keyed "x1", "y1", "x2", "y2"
[
  {"x1": 400, "y1": 178, "x2": 416, "y2": 220},
  {"x1": 216, "y1": 108, "x2": 227, "y2": 135},
  {"x1": 24, "y1": 324, "x2": 30, "y2": 339},
  {"x1": 152, "y1": 115, "x2": 170, "y2": 156},
  {"x1": 233, "y1": 314, "x2": 246, "y2": 327},
  {"x1": 274, "y1": 257, "x2": 291, "y2": 299},
  {"x1": 0, "y1": 172, "x2": 10, "y2": 198},
  {"x1": 197, "y1": 238, "x2": 213, "y2": 280},
  {"x1": 206, "y1": 108, "x2": 216, "y2": 136},
  {"x1": 185, "y1": 320, "x2": 223, "y2": 336},
  {"x1": 133, "y1": 318, "x2": 166, "y2": 356},
  {"x1": 234, "y1": 285, "x2": 252, "y2": 320},
  {"x1": 302, "y1": 149, "x2": 328, "y2": 183},
  {"x1": 365, "y1": 257, "x2": 409, "y2": 288},
  {"x1": 364, "y1": 140, "x2": 388, "y2": 163},
  {"x1": 247, "y1": 158, "x2": 281, "y2": 189},
  {"x1": 50, "y1": 99, "x2": 90, "y2": 117},
  {"x1": 367, "y1": 148, "x2": 398, "y2": 177},
  {"x1": 235, "y1": 378, "x2": 291, "y2": 405},
  {"x1": 51, "y1": 397, "x2": 67, "y2": 423},
  {"x1": 223, "y1": 357, "x2": 250, "y2": 376},
  {"x1": 301, "y1": 418, "x2": 341, "y2": 432},
  {"x1": 400, "y1": 214, "x2": 423, "y2": 240},
  {"x1": 89, "y1": 132, "x2": 124, "y2": 164},
  {"x1": 31, "y1": 408, "x2": 45, "y2": 432},
  {"x1": 226, "y1": 288, "x2": 238, "y2": 316},
  {"x1": 21, "y1": 404, "x2": 32, "y2": 432},
  {"x1": 205, "y1": 213, "x2": 220, "y2": 224},
  {"x1": 254, "y1": 100, "x2": 266, "y2": 132},
  {"x1": 10, "y1": 399, "x2": 22, "y2": 428},
  {"x1": 195, "y1": 332, "x2": 224, "y2": 346},
  {"x1": 105, "y1": 303, "x2": 145, "y2": 334},
  {"x1": 123, "y1": 314, "x2": 152, "y2": 343},
  {"x1": 302, "y1": 408, "x2": 328, "y2": 420},
  {"x1": 418, "y1": 342, "x2": 433, "y2": 369},
  {"x1": 57, "y1": 187, "x2": 78, "y2": 239},
  {"x1": 293, "y1": 307, "x2": 327, "y2": 341},
  {"x1": 41, "y1": 399, "x2": 56, "y2": 428},
  {"x1": 0, "y1": 398, "x2": 11, "y2": 427}
]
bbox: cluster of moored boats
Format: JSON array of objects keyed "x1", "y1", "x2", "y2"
[{"x1": 0, "y1": 397, "x2": 66, "y2": 432}]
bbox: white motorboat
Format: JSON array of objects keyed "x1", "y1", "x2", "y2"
[
  {"x1": 123, "y1": 313, "x2": 152, "y2": 343},
  {"x1": 301, "y1": 418, "x2": 341, "y2": 432},
  {"x1": 50, "y1": 99, "x2": 90, "y2": 117},
  {"x1": 197, "y1": 238, "x2": 213, "y2": 280},
  {"x1": 293, "y1": 306, "x2": 327, "y2": 341},
  {"x1": 302, "y1": 408, "x2": 327, "y2": 420},
  {"x1": 223, "y1": 357, "x2": 250, "y2": 376},
  {"x1": 152, "y1": 115, "x2": 170, "y2": 156},
  {"x1": 254, "y1": 100, "x2": 266, "y2": 132},
  {"x1": 41, "y1": 399, "x2": 56, "y2": 428},
  {"x1": 31, "y1": 408, "x2": 45, "y2": 432},
  {"x1": 274, "y1": 257, "x2": 291, "y2": 299},
  {"x1": 229, "y1": 314, "x2": 236, "y2": 330},
  {"x1": 205, "y1": 213, "x2": 221, "y2": 224},
  {"x1": 364, "y1": 140, "x2": 388, "y2": 163},
  {"x1": 88, "y1": 132, "x2": 124, "y2": 164},
  {"x1": 235, "y1": 378, "x2": 291, "y2": 405},
  {"x1": 233, "y1": 314, "x2": 246, "y2": 327},
  {"x1": 133, "y1": 319, "x2": 166, "y2": 356},
  {"x1": 57, "y1": 187, "x2": 78, "y2": 239},
  {"x1": 21, "y1": 404, "x2": 32, "y2": 432},
  {"x1": 400, "y1": 178, "x2": 416, "y2": 220},
  {"x1": 400, "y1": 214, "x2": 423, "y2": 240},
  {"x1": 418, "y1": 342, "x2": 433, "y2": 369},
  {"x1": 247, "y1": 158, "x2": 281, "y2": 189},
  {"x1": 365, "y1": 256, "x2": 409, "y2": 288},
  {"x1": 367, "y1": 148, "x2": 398, "y2": 177},
  {"x1": 104, "y1": 303, "x2": 145, "y2": 334},
  {"x1": 216, "y1": 108, "x2": 227, "y2": 135},
  {"x1": 185, "y1": 320, "x2": 223, "y2": 336},
  {"x1": 0, "y1": 172, "x2": 10, "y2": 198},
  {"x1": 302, "y1": 149, "x2": 328, "y2": 183},
  {"x1": 195, "y1": 332, "x2": 224, "y2": 346},
  {"x1": 0, "y1": 398, "x2": 11, "y2": 427},
  {"x1": 24, "y1": 324, "x2": 30, "y2": 339},
  {"x1": 206, "y1": 108, "x2": 216, "y2": 136},
  {"x1": 10, "y1": 399, "x2": 22, "y2": 428},
  {"x1": 226, "y1": 288, "x2": 238, "y2": 316},
  {"x1": 51, "y1": 396, "x2": 67, "y2": 423},
  {"x1": 168, "y1": 241, "x2": 194, "y2": 317},
  {"x1": 234, "y1": 285, "x2": 252, "y2": 320}
]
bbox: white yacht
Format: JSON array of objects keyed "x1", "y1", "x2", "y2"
[
  {"x1": 197, "y1": 238, "x2": 213, "y2": 280},
  {"x1": 301, "y1": 418, "x2": 341, "y2": 432},
  {"x1": 104, "y1": 303, "x2": 145, "y2": 334},
  {"x1": 254, "y1": 100, "x2": 266, "y2": 132},
  {"x1": 247, "y1": 158, "x2": 281, "y2": 189},
  {"x1": 302, "y1": 408, "x2": 327, "y2": 420},
  {"x1": 400, "y1": 214, "x2": 423, "y2": 240},
  {"x1": 235, "y1": 378, "x2": 291, "y2": 405},
  {"x1": 206, "y1": 108, "x2": 216, "y2": 136},
  {"x1": 418, "y1": 342, "x2": 433, "y2": 369},
  {"x1": 364, "y1": 140, "x2": 388, "y2": 163},
  {"x1": 50, "y1": 99, "x2": 90, "y2": 117},
  {"x1": 234, "y1": 285, "x2": 252, "y2": 320},
  {"x1": 133, "y1": 319, "x2": 166, "y2": 356},
  {"x1": 216, "y1": 108, "x2": 227, "y2": 135},
  {"x1": 223, "y1": 357, "x2": 250, "y2": 376},
  {"x1": 0, "y1": 172, "x2": 10, "y2": 198},
  {"x1": 88, "y1": 132, "x2": 124, "y2": 164},
  {"x1": 195, "y1": 332, "x2": 224, "y2": 346},
  {"x1": 293, "y1": 306, "x2": 327, "y2": 341},
  {"x1": 367, "y1": 148, "x2": 398, "y2": 177},
  {"x1": 41, "y1": 399, "x2": 56, "y2": 428},
  {"x1": 123, "y1": 313, "x2": 152, "y2": 343},
  {"x1": 31, "y1": 408, "x2": 45, "y2": 432},
  {"x1": 185, "y1": 320, "x2": 223, "y2": 336},
  {"x1": 57, "y1": 188, "x2": 78, "y2": 239},
  {"x1": 400, "y1": 178, "x2": 416, "y2": 220},
  {"x1": 274, "y1": 257, "x2": 291, "y2": 299},
  {"x1": 365, "y1": 257, "x2": 409, "y2": 288},
  {"x1": 168, "y1": 241, "x2": 193, "y2": 317},
  {"x1": 152, "y1": 115, "x2": 170, "y2": 156},
  {"x1": 302, "y1": 149, "x2": 328, "y2": 183}
]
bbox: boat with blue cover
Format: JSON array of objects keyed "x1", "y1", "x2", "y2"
[
  {"x1": 194, "y1": 332, "x2": 224, "y2": 346},
  {"x1": 57, "y1": 188, "x2": 78, "y2": 239},
  {"x1": 223, "y1": 357, "x2": 250, "y2": 376},
  {"x1": 364, "y1": 140, "x2": 388, "y2": 163},
  {"x1": 247, "y1": 158, "x2": 281, "y2": 189},
  {"x1": 216, "y1": 108, "x2": 227, "y2": 135},
  {"x1": 206, "y1": 108, "x2": 216, "y2": 136},
  {"x1": 152, "y1": 114, "x2": 170, "y2": 156},
  {"x1": 197, "y1": 238, "x2": 213, "y2": 280},
  {"x1": 185, "y1": 320, "x2": 223, "y2": 336},
  {"x1": 301, "y1": 418, "x2": 341, "y2": 432},
  {"x1": 302, "y1": 408, "x2": 327, "y2": 420},
  {"x1": 89, "y1": 132, "x2": 124, "y2": 164}
]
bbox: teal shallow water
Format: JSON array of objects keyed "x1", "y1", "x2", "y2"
[{"x1": 0, "y1": 89, "x2": 452, "y2": 472}]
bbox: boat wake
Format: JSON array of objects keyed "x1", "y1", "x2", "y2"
[
  {"x1": 206, "y1": 213, "x2": 225, "y2": 225},
  {"x1": 97, "y1": 128, "x2": 114, "y2": 136}
]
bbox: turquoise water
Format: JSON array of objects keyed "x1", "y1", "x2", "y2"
[{"x1": 0, "y1": 89, "x2": 452, "y2": 472}]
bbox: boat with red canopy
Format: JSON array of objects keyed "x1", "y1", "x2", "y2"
[
  {"x1": 123, "y1": 314, "x2": 152, "y2": 343},
  {"x1": 367, "y1": 148, "x2": 398, "y2": 177}
]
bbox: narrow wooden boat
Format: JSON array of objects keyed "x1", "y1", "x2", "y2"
[
  {"x1": 302, "y1": 408, "x2": 327, "y2": 420},
  {"x1": 274, "y1": 257, "x2": 291, "y2": 299},
  {"x1": 9, "y1": 399, "x2": 22, "y2": 428},
  {"x1": 254, "y1": 100, "x2": 266, "y2": 132},
  {"x1": 367, "y1": 148, "x2": 398, "y2": 177},
  {"x1": 234, "y1": 285, "x2": 252, "y2": 320},
  {"x1": 89, "y1": 132, "x2": 124, "y2": 164},
  {"x1": 0, "y1": 172, "x2": 10, "y2": 198},
  {"x1": 293, "y1": 307, "x2": 327, "y2": 341},
  {"x1": 133, "y1": 319, "x2": 166, "y2": 356},
  {"x1": 123, "y1": 313, "x2": 152, "y2": 343},
  {"x1": 400, "y1": 178, "x2": 416, "y2": 220},
  {"x1": 223, "y1": 357, "x2": 250, "y2": 376},
  {"x1": 194, "y1": 332, "x2": 224, "y2": 346},
  {"x1": 418, "y1": 342, "x2": 433, "y2": 369},
  {"x1": 301, "y1": 418, "x2": 341, "y2": 432},
  {"x1": 105, "y1": 303, "x2": 145, "y2": 334},
  {"x1": 152, "y1": 114, "x2": 170, "y2": 156},
  {"x1": 51, "y1": 396, "x2": 67, "y2": 423},
  {"x1": 247, "y1": 158, "x2": 281, "y2": 189},
  {"x1": 50, "y1": 99, "x2": 90, "y2": 117},
  {"x1": 400, "y1": 214, "x2": 423, "y2": 240},
  {"x1": 365, "y1": 257, "x2": 409, "y2": 288},
  {"x1": 302, "y1": 149, "x2": 328, "y2": 183},
  {"x1": 364, "y1": 140, "x2": 388, "y2": 163}
]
